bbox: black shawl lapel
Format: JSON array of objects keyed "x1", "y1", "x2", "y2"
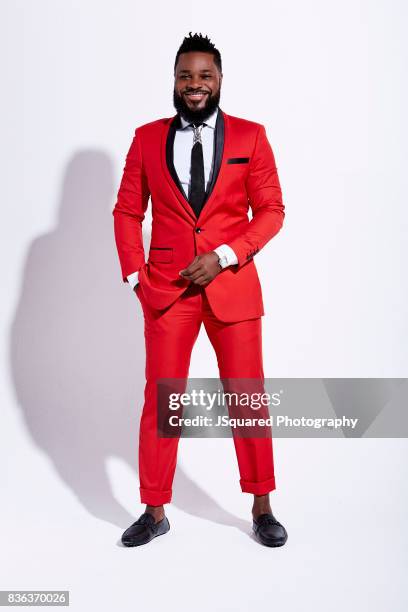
[
  {"x1": 166, "y1": 113, "x2": 184, "y2": 199},
  {"x1": 205, "y1": 106, "x2": 224, "y2": 202},
  {"x1": 165, "y1": 107, "x2": 225, "y2": 216}
]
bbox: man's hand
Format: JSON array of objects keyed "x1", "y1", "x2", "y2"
[{"x1": 179, "y1": 251, "x2": 222, "y2": 286}]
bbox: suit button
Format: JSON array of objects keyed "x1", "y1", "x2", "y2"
[{"x1": 195, "y1": 227, "x2": 202, "y2": 233}]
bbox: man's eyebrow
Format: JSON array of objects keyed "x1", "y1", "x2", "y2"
[{"x1": 178, "y1": 69, "x2": 213, "y2": 74}]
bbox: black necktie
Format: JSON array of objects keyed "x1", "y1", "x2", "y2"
[{"x1": 188, "y1": 123, "x2": 206, "y2": 217}]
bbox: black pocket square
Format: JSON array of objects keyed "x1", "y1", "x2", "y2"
[{"x1": 227, "y1": 157, "x2": 250, "y2": 164}]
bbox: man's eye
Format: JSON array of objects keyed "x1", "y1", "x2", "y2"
[{"x1": 179, "y1": 75, "x2": 212, "y2": 79}]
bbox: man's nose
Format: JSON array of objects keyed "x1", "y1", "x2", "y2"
[{"x1": 190, "y1": 76, "x2": 203, "y2": 89}]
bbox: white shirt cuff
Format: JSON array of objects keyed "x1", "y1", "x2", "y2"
[
  {"x1": 214, "y1": 244, "x2": 238, "y2": 268},
  {"x1": 127, "y1": 271, "x2": 139, "y2": 289}
]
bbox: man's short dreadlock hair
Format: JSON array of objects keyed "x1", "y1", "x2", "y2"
[{"x1": 174, "y1": 32, "x2": 222, "y2": 74}]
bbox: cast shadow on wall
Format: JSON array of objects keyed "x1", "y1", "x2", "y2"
[{"x1": 9, "y1": 150, "x2": 248, "y2": 533}]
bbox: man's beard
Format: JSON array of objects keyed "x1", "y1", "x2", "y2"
[{"x1": 173, "y1": 87, "x2": 221, "y2": 124}]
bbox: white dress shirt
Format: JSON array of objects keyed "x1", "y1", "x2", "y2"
[{"x1": 127, "y1": 106, "x2": 237, "y2": 289}]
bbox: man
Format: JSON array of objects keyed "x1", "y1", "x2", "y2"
[{"x1": 112, "y1": 32, "x2": 287, "y2": 547}]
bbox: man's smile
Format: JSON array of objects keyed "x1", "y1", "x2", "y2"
[{"x1": 184, "y1": 91, "x2": 209, "y2": 102}]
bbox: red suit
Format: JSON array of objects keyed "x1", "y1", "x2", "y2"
[{"x1": 113, "y1": 108, "x2": 285, "y2": 505}]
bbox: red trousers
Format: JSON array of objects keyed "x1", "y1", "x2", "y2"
[{"x1": 135, "y1": 282, "x2": 276, "y2": 505}]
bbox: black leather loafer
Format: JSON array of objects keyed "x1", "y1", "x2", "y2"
[
  {"x1": 121, "y1": 513, "x2": 170, "y2": 547},
  {"x1": 252, "y1": 513, "x2": 288, "y2": 547}
]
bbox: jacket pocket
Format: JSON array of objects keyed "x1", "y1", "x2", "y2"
[
  {"x1": 148, "y1": 247, "x2": 173, "y2": 263},
  {"x1": 226, "y1": 157, "x2": 250, "y2": 164}
]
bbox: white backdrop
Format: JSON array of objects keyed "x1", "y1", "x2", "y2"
[{"x1": 1, "y1": 1, "x2": 407, "y2": 611}]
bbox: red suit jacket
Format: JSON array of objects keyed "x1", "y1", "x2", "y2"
[{"x1": 112, "y1": 108, "x2": 285, "y2": 322}]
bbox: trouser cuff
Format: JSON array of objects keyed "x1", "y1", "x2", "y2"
[
  {"x1": 139, "y1": 488, "x2": 172, "y2": 505},
  {"x1": 240, "y1": 476, "x2": 276, "y2": 495}
]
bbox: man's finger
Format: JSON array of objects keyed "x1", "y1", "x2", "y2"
[
  {"x1": 180, "y1": 265, "x2": 206, "y2": 280},
  {"x1": 191, "y1": 272, "x2": 209, "y2": 285},
  {"x1": 179, "y1": 256, "x2": 201, "y2": 276},
  {"x1": 186, "y1": 269, "x2": 207, "y2": 282}
]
